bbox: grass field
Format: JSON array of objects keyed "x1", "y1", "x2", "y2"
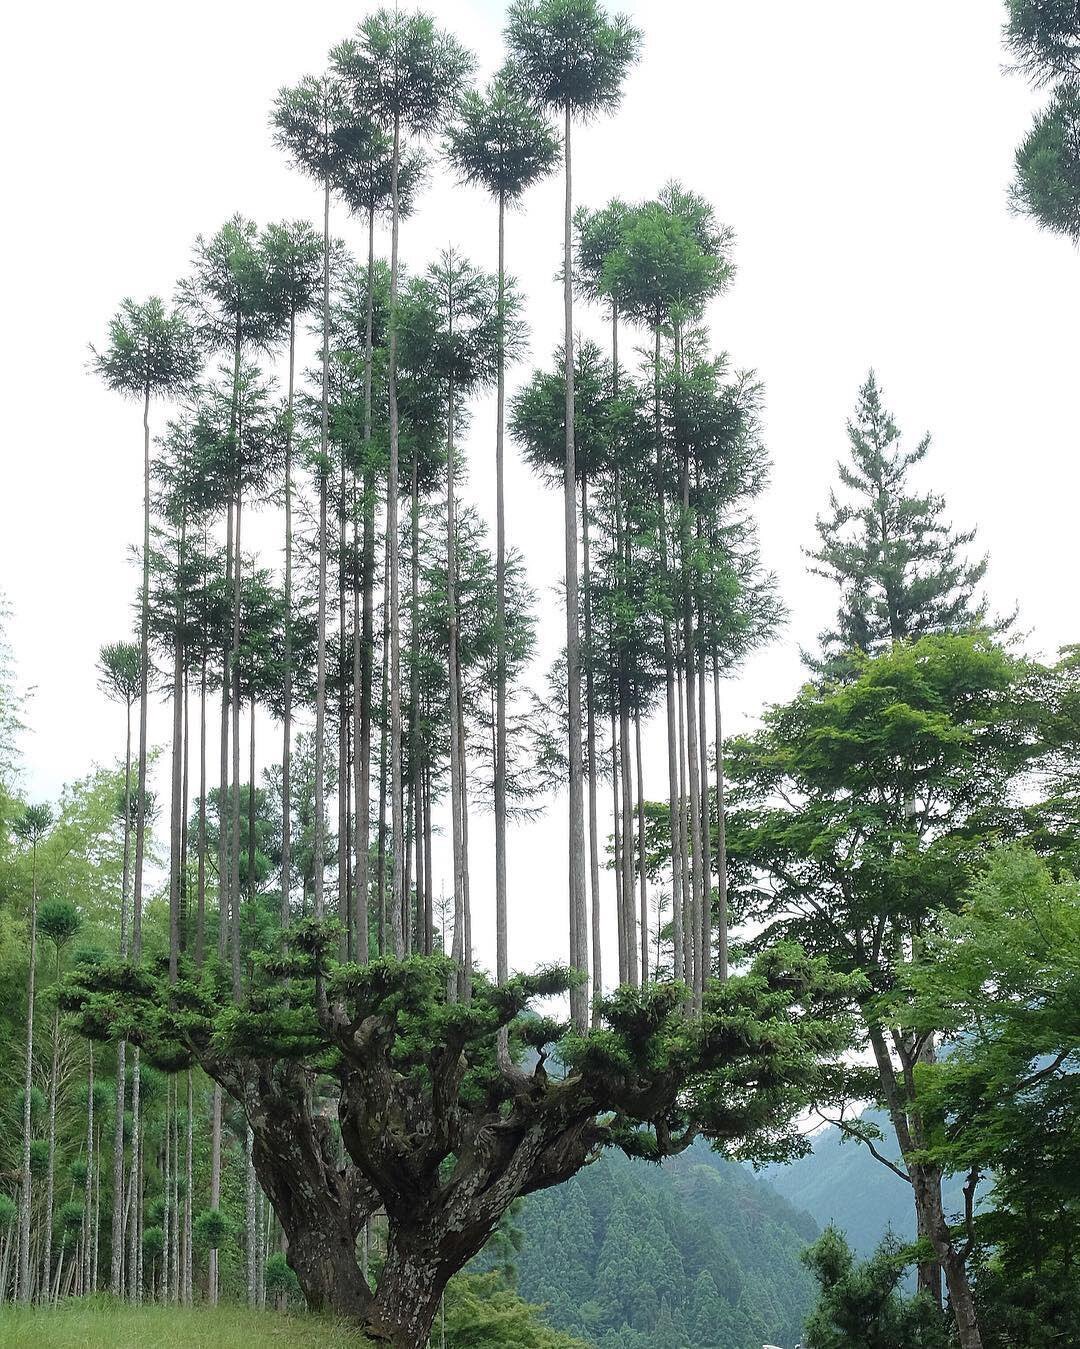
[{"x1": 0, "y1": 1300, "x2": 374, "y2": 1347}]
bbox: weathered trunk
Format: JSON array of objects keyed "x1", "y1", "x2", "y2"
[
  {"x1": 132, "y1": 383, "x2": 151, "y2": 961},
  {"x1": 711, "y1": 646, "x2": 729, "y2": 980},
  {"x1": 446, "y1": 377, "x2": 467, "y2": 994},
  {"x1": 494, "y1": 190, "x2": 510, "y2": 987}
]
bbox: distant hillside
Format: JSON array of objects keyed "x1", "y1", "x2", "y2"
[
  {"x1": 514, "y1": 1141, "x2": 819, "y2": 1349},
  {"x1": 762, "y1": 1110, "x2": 968, "y2": 1258}
]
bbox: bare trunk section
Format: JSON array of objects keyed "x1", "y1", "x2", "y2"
[
  {"x1": 388, "y1": 114, "x2": 405, "y2": 958},
  {"x1": 562, "y1": 102, "x2": 588, "y2": 1029}
]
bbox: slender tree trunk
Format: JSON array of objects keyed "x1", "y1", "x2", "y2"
[
  {"x1": 676, "y1": 655, "x2": 693, "y2": 989},
  {"x1": 634, "y1": 708, "x2": 648, "y2": 983},
  {"x1": 446, "y1": 377, "x2": 467, "y2": 996},
  {"x1": 354, "y1": 205, "x2": 377, "y2": 965},
  {"x1": 697, "y1": 628, "x2": 712, "y2": 983},
  {"x1": 408, "y1": 460, "x2": 422, "y2": 958},
  {"x1": 314, "y1": 167, "x2": 331, "y2": 926},
  {"x1": 209, "y1": 1081, "x2": 221, "y2": 1305},
  {"x1": 111, "y1": 693, "x2": 133, "y2": 1296},
  {"x1": 41, "y1": 949, "x2": 62, "y2": 1301},
  {"x1": 387, "y1": 113, "x2": 405, "y2": 959},
  {"x1": 494, "y1": 190, "x2": 510, "y2": 986},
  {"x1": 562, "y1": 101, "x2": 588, "y2": 1028},
  {"x1": 218, "y1": 497, "x2": 234, "y2": 968},
  {"x1": 582, "y1": 474, "x2": 602, "y2": 1003},
  {"x1": 282, "y1": 309, "x2": 296, "y2": 931},
  {"x1": 339, "y1": 440, "x2": 350, "y2": 955},
  {"x1": 377, "y1": 524, "x2": 391, "y2": 958},
  {"x1": 81, "y1": 1046, "x2": 94, "y2": 1296},
  {"x1": 182, "y1": 1071, "x2": 192, "y2": 1304},
  {"x1": 133, "y1": 383, "x2": 151, "y2": 960},
  {"x1": 169, "y1": 629, "x2": 184, "y2": 984},
  {"x1": 16, "y1": 843, "x2": 38, "y2": 1306},
  {"x1": 196, "y1": 651, "x2": 208, "y2": 966},
  {"x1": 610, "y1": 704, "x2": 624, "y2": 984},
  {"x1": 711, "y1": 646, "x2": 729, "y2": 980},
  {"x1": 679, "y1": 448, "x2": 705, "y2": 1008}
]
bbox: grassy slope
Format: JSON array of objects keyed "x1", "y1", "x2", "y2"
[{"x1": 0, "y1": 1302, "x2": 372, "y2": 1348}]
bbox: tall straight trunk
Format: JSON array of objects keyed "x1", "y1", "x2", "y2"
[
  {"x1": 183, "y1": 1071, "x2": 193, "y2": 1304},
  {"x1": 494, "y1": 190, "x2": 509, "y2": 986},
  {"x1": 615, "y1": 495, "x2": 636, "y2": 987},
  {"x1": 81, "y1": 1046, "x2": 94, "y2": 1296},
  {"x1": 377, "y1": 525, "x2": 391, "y2": 958},
  {"x1": 582, "y1": 475, "x2": 602, "y2": 1002},
  {"x1": 111, "y1": 693, "x2": 133, "y2": 1296},
  {"x1": 132, "y1": 382, "x2": 151, "y2": 959},
  {"x1": 655, "y1": 325, "x2": 682, "y2": 985},
  {"x1": 634, "y1": 708, "x2": 648, "y2": 984},
  {"x1": 562, "y1": 101, "x2": 588, "y2": 1029},
  {"x1": 181, "y1": 661, "x2": 190, "y2": 953},
  {"x1": 209, "y1": 1083, "x2": 221, "y2": 1304},
  {"x1": 41, "y1": 946, "x2": 62, "y2": 1300},
  {"x1": 354, "y1": 205, "x2": 377, "y2": 965},
  {"x1": 161, "y1": 1080, "x2": 172, "y2": 1304},
  {"x1": 247, "y1": 705, "x2": 257, "y2": 947},
  {"x1": 610, "y1": 705, "x2": 623, "y2": 985},
  {"x1": 458, "y1": 684, "x2": 473, "y2": 993},
  {"x1": 92, "y1": 1115, "x2": 101, "y2": 1293},
  {"x1": 387, "y1": 113, "x2": 405, "y2": 958},
  {"x1": 423, "y1": 765, "x2": 435, "y2": 956},
  {"x1": 218, "y1": 498, "x2": 234, "y2": 966},
  {"x1": 229, "y1": 497, "x2": 243, "y2": 998},
  {"x1": 339, "y1": 443, "x2": 350, "y2": 953},
  {"x1": 16, "y1": 841, "x2": 39, "y2": 1305},
  {"x1": 408, "y1": 461, "x2": 422, "y2": 957},
  {"x1": 282, "y1": 309, "x2": 296, "y2": 930},
  {"x1": 710, "y1": 646, "x2": 729, "y2": 980},
  {"x1": 169, "y1": 629, "x2": 184, "y2": 983},
  {"x1": 678, "y1": 452, "x2": 705, "y2": 1007},
  {"x1": 314, "y1": 167, "x2": 331, "y2": 925},
  {"x1": 126, "y1": 1054, "x2": 141, "y2": 1303},
  {"x1": 696, "y1": 627, "x2": 712, "y2": 985},
  {"x1": 246, "y1": 1127, "x2": 257, "y2": 1306},
  {"x1": 196, "y1": 652, "x2": 207, "y2": 966},
  {"x1": 446, "y1": 379, "x2": 467, "y2": 995},
  {"x1": 676, "y1": 656, "x2": 693, "y2": 989}
]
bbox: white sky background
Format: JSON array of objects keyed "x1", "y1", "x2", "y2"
[{"x1": 1, "y1": 1, "x2": 1076, "y2": 981}]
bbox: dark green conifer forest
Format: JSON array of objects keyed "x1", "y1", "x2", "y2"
[{"x1": 1, "y1": 3, "x2": 1078, "y2": 1348}]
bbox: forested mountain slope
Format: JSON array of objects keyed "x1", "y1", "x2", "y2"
[
  {"x1": 514, "y1": 1141, "x2": 818, "y2": 1349},
  {"x1": 763, "y1": 1112, "x2": 968, "y2": 1257}
]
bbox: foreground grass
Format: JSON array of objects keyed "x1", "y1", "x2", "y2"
[{"x1": 0, "y1": 1300, "x2": 373, "y2": 1348}]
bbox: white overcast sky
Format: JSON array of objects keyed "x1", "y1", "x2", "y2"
[{"x1": 1, "y1": 1, "x2": 1076, "y2": 978}]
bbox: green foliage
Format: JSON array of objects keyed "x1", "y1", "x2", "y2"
[
  {"x1": 1004, "y1": 0, "x2": 1080, "y2": 86},
  {"x1": 807, "y1": 372, "x2": 990, "y2": 670},
  {"x1": 801, "y1": 1227, "x2": 948, "y2": 1349},
  {"x1": 90, "y1": 297, "x2": 200, "y2": 401},
  {"x1": 265, "y1": 1250, "x2": 302, "y2": 1301},
  {"x1": 38, "y1": 898, "x2": 81, "y2": 952},
  {"x1": 442, "y1": 1272, "x2": 587, "y2": 1347},
  {"x1": 901, "y1": 847, "x2": 1080, "y2": 1346},
  {"x1": 505, "y1": 0, "x2": 642, "y2": 118},
  {"x1": 1011, "y1": 83, "x2": 1080, "y2": 242},
  {"x1": 193, "y1": 1206, "x2": 230, "y2": 1250}
]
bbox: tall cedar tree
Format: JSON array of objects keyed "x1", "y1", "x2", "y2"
[
  {"x1": 506, "y1": 0, "x2": 641, "y2": 1029},
  {"x1": 446, "y1": 72, "x2": 560, "y2": 989}
]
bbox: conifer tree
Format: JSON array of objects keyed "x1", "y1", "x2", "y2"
[
  {"x1": 506, "y1": 0, "x2": 641, "y2": 1028},
  {"x1": 446, "y1": 75, "x2": 559, "y2": 985},
  {"x1": 334, "y1": 9, "x2": 473, "y2": 958},
  {"x1": 807, "y1": 371, "x2": 991, "y2": 670}
]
